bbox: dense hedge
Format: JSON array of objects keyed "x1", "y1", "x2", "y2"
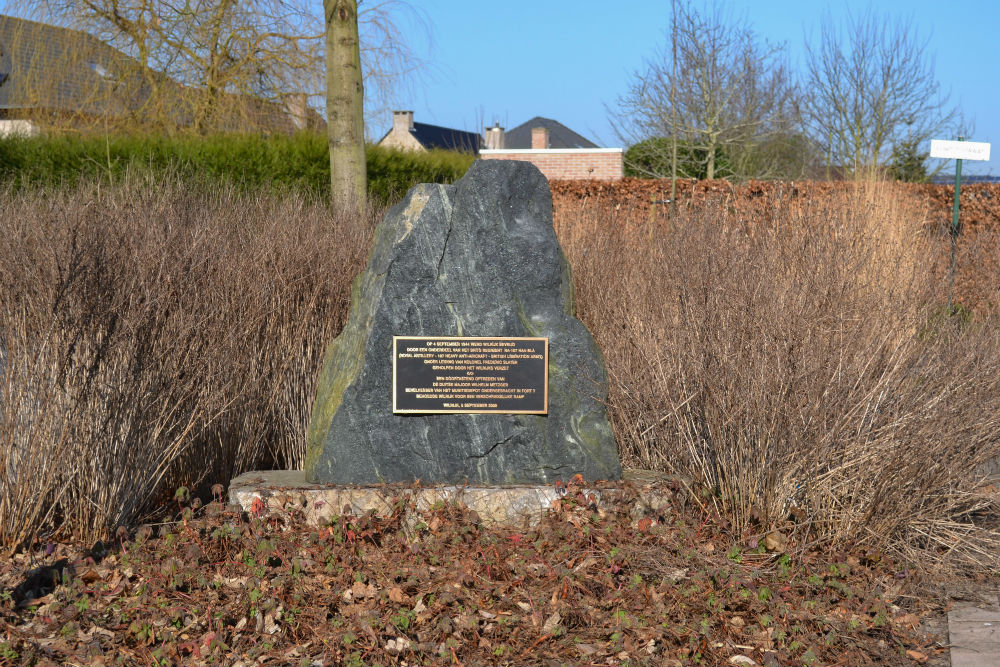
[
  {"x1": 366, "y1": 143, "x2": 477, "y2": 203},
  {"x1": 0, "y1": 132, "x2": 476, "y2": 203}
]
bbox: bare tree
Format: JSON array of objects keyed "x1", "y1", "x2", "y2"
[
  {"x1": 803, "y1": 10, "x2": 960, "y2": 178},
  {"x1": 4, "y1": 0, "x2": 421, "y2": 204},
  {"x1": 5, "y1": 0, "x2": 323, "y2": 132},
  {"x1": 325, "y1": 0, "x2": 432, "y2": 205},
  {"x1": 3, "y1": 0, "x2": 427, "y2": 136},
  {"x1": 325, "y1": 0, "x2": 366, "y2": 207},
  {"x1": 356, "y1": 0, "x2": 430, "y2": 136},
  {"x1": 613, "y1": 1, "x2": 804, "y2": 181}
]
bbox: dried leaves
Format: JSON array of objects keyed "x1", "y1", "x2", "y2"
[
  {"x1": 551, "y1": 178, "x2": 1000, "y2": 315},
  {"x1": 0, "y1": 479, "x2": 948, "y2": 666}
]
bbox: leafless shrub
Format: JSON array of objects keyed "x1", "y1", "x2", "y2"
[
  {"x1": 0, "y1": 174, "x2": 372, "y2": 553},
  {"x1": 559, "y1": 183, "x2": 1000, "y2": 567},
  {"x1": 4, "y1": 173, "x2": 999, "y2": 570}
]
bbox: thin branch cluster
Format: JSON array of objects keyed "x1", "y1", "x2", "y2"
[
  {"x1": 614, "y1": 2, "x2": 963, "y2": 181},
  {"x1": 4, "y1": 0, "x2": 426, "y2": 135}
]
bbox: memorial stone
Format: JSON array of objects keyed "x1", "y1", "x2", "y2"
[{"x1": 305, "y1": 160, "x2": 620, "y2": 485}]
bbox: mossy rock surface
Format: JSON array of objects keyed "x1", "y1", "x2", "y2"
[{"x1": 305, "y1": 160, "x2": 620, "y2": 484}]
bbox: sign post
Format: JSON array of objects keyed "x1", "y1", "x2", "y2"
[{"x1": 929, "y1": 139, "x2": 991, "y2": 309}]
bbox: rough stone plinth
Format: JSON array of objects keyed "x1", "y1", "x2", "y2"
[
  {"x1": 305, "y1": 160, "x2": 620, "y2": 485},
  {"x1": 228, "y1": 470, "x2": 676, "y2": 529},
  {"x1": 230, "y1": 471, "x2": 564, "y2": 528}
]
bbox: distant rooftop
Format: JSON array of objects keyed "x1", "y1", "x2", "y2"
[
  {"x1": 502, "y1": 116, "x2": 599, "y2": 149},
  {"x1": 0, "y1": 14, "x2": 143, "y2": 114},
  {"x1": 0, "y1": 14, "x2": 322, "y2": 133},
  {"x1": 411, "y1": 121, "x2": 481, "y2": 153}
]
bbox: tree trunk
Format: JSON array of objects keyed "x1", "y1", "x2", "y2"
[{"x1": 325, "y1": 0, "x2": 367, "y2": 208}]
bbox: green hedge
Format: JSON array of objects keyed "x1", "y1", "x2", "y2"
[
  {"x1": 366, "y1": 144, "x2": 476, "y2": 203},
  {"x1": 624, "y1": 137, "x2": 730, "y2": 180},
  {"x1": 0, "y1": 133, "x2": 476, "y2": 203}
]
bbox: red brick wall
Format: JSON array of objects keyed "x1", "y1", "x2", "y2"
[{"x1": 479, "y1": 149, "x2": 624, "y2": 181}]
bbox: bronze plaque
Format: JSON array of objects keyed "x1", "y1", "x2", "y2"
[{"x1": 393, "y1": 336, "x2": 548, "y2": 414}]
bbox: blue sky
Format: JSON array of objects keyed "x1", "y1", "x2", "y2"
[{"x1": 378, "y1": 0, "x2": 997, "y2": 176}]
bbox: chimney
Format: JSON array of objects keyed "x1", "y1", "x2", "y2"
[
  {"x1": 393, "y1": 110, "x2": 414, "y2": 133},
  {"x1": 484, "y1": 122, "x2": 505, "y2": 150},
  {"x1": 285, "y1": 93, "x2": 308, "y2": 130},
  {"x1": 531, "y1": 126, "x2": 549, "y2": 149}
]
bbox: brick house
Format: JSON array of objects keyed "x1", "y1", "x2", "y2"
[
  {"x1": 0, "y1": 14, "x2": 321, "y2": 135},
  {"x1": 0, "y1": 15, "x2": 140, "y2": 135},
  {"x1": 377, "y1": 110, "x2": 481, "y2": 153},
  {"x1": 479, "y1": 116, "x2": 623, "y2": 181}
]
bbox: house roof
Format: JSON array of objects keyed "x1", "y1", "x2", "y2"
[
  {"x1": 411, "y1": 121, "x2": 481, "y2": 153},
  {"x1": 0, "y1": 15, "x2": 149, "y2": 116},
  {"x1": 0, "y1": 14, "x2": 323, "y2": 133},
  {"x1": 503, "y1": 116, "x2": 599, "y2": 149}
]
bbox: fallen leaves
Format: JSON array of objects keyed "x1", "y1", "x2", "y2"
[
  {"x1": 0, "y1": 478, "x2": 946, "y2": 666},
  {"x1": 762, "y1": 531, "x2": 788, "y2": 552},
  {"x1": 540, "y1": 612, "x2": 561, "y2": 635}
]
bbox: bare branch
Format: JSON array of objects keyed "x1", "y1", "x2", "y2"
[
  {"x1": 803, "y1": 9, "x2": 962, "y2": 178},
  {"x1": 2, "y1": 0, "x2": 428, "y2": 135},
  {"x1": 610, "y1": 0, "x2": 809, "y2": 181}
]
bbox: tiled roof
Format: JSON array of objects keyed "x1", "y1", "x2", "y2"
[
  {"x1": 411, "y1": 121, "x2": 481, "y2": 153},
  {"x1": 503, "y1": 116, "x2": 599, "y2": 149},
  {"x1": 0, "y1": 15, "x2": 148, "y2": 115},
  {"x1": 0, "y1": 14, "x2": 323, "y2": 133}
]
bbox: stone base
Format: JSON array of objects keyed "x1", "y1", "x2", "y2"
[{"x1": 228, "y1": 469, "x2": 678, "y2": 529}]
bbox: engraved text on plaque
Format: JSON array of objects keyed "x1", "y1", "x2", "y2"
[{"x1": 393, "y1": 336, "x2": 548, "y2": 414}]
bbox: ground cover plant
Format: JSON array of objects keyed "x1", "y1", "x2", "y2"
[{"x1": 0, "y1": 477, "x2": 954, "y2": 666}]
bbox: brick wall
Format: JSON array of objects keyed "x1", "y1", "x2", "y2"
[{"x1": 479, "y1": 148, "x2": 624, "y2": 181}]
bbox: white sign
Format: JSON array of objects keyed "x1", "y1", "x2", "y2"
[{"x1": 930, "y1": 139, "x2": 991, "y2": 161}]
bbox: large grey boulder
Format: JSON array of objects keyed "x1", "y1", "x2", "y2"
[{"x1": 305, "y1": 160, "x2": 620, "y2": 485}]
